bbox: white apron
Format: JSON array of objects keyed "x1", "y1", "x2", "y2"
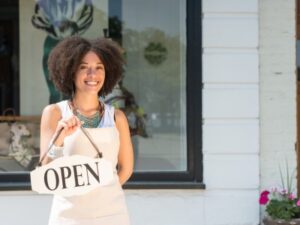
[{"x1": 48, "y1": 100, "x2": 130, "y2": 225}]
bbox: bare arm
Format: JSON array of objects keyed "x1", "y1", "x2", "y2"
[
  {"x1": 115, "y1": 109, "x2": 134, "y2": 185},
  {"x1": 40, "y1": 104, "x2": 81, "y2": 165},
  {"x1": 40, "y1": 104, "x2": 62, "y2": 165}
]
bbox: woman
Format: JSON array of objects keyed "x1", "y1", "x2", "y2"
[{"x1": 40, "y1": 36, "x2": 133, "y2": 225}]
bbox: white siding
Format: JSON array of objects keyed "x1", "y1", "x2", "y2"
[
  {"x1": 203, "y1": 0, "x2": 258, "y2": 13},
  {"x1": 204, "y1": 190, "x2": 259, "y2": 225},
  {"x1": 126, "y1": 190, "x2": 205, "y2": 225},
  {"x1": 203, "y1": 85, "x2": 259, "y2": 118},
  {"x1": 203, "y1": 14, "x2": 258, "y2": 48},
  {"x1": 259, "y1": 0, "x2": 297, "y2": 195},
  {"x1": 203, "y1": 49, "x2": 259, "y2": 83},
  {"x1": 204, "y1": 155, "x2": 259, "y2": 189},
  {"x1": 203, "y1": 120, "x2": 259, "y2": 154},
  {"x1": 202, "y1": 0, "x2": 259, "y2": 224},
  {"x1": 0, "y1": 192, "x2": 52, "y2": 225}
]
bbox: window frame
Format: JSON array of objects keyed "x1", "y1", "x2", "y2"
[
  {"x1": 124, "y1": 0, "x2": 203, "y2": 189},
  {"x1": 0, "y1": 0, "x2": 204, "y2": 190}
]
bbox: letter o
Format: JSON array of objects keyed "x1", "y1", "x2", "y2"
[{"x1": 44, "y1": 168, "x2": 59, "y2": 191}]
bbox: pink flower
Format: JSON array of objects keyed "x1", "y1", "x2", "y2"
[
  {"x1": 259, "y1": 190, "x2": 270, "y2": 205},
  {"x1": 289, "y1": 193, "x2": 296, "y2": 200},
  {"x1": 297, "y1": 199, "x2": 300, "y2": 207}
]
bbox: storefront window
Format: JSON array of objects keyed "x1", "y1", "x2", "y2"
[
  {"x1": 0, "y1": 0, "x2": 202, "y2": 189},
  {"x1": 119, "y1": 0, "x2": 187, "y2": 172}
]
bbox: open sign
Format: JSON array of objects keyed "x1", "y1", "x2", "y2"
[{"x1": 30, "y1": 155, "x2": 114, "y2": 196}]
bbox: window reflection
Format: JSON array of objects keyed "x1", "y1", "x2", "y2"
[
  {"x1": 121, "y1": 0, "x2": 187, "y2": 171},
  {"x1": 0, "y1": 0, "x2": 187, "y2": 173}
]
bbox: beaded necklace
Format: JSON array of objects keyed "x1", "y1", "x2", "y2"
[
  {"x1": 70, "y1": 100, "x2": 104, "y2": 128},
  {"x1": 76, "y1": 111, "x2": 100, "y2": 128}
]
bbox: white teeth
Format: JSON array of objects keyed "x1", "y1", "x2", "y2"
[{"x1": 85, "y1": 81, "x2": 98, "y2": 85}]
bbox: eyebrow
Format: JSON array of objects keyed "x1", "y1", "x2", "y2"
[{"x1": 80, "y1": 61, "x2": 103, "y2": 65}]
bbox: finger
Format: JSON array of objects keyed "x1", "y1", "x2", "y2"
[
  {"x1": 53, "y1": 122, "x2": 67, "y2": 140},
  {"x1": 72, "y1": 115, "x2": 81, "y2": 126},
  {"x1": 70, "y1": 117, "x2": 77, "y2": 127},
  {"x1": 66, "y1": 119, "x2": 75, "y2": 128},
  {"x1": 58, "y1": 121, "x2": 68, "y2": 130},
  {"x1": 74, "y1": 116, "x2": 82, "y2": 126},
  {"x1": 72, "y1": 116, "x2": 80, "y2": 126},
  {"x1": 75, "y1": 117, "x2": 83, "y2": 127}
]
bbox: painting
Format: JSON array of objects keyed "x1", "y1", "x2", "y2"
[
  {"x1": 19, "y1": 0, "x2": 108, "y2": 115},
  {"x1": 0, "y1": 114, "x2": 40, "y2": 172}
]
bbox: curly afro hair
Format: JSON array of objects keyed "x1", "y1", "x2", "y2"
[{"x1": 48, "y1": 36, "x2": 124, "y2": 97}]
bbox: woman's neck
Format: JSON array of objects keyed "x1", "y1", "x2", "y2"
[{"x1": 72, "y1": 93, "x2": 99, "y2": 115}]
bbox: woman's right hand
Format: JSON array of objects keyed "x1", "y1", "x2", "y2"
[{"x1": 52, "y1": 115, "x2": 82, "y2": 146}]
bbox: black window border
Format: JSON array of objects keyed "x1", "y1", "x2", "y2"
[
  {"x1": 125, "y1": 0, "x2": 203, "y2": 189},
  {"x1": 0, "y1": 0, "x2": 204, "y2": 190}
]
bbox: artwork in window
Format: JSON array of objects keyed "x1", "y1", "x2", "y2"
[
  {"x1": 31, "y1": 0, "x2": 94, "y2": 103},
  {"x1": 0, "y1": 110, "x2": 40, "y2": 171},
  {"x1": 19, "y1": 0, "x2": 108, "y2": 115},
  {"x1": 30, "y1": 0, "x2": 149, "y2": 138},
  {"x1": 144, "y1": 42, "x2": 168, "y2": 65}
]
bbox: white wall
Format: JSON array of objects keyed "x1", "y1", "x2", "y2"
[
  {"x1": 0, "y1": 1, "x2": 262, "y2": 225},
  {"x1": 202, "y1": 0, "x2": 259, "y2": 224},
  {"x1": 259, "y1": 0, "x2": 297, "y2": 216}
]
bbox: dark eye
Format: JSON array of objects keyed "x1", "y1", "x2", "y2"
[
  {"x1": 97, "y1": 65, "x2": 104, "y2": 70},
  {"x1": 80, "y1": 65, "x2": 87, "y2": 70}
]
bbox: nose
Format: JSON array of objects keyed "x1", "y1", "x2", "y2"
[{"x1": 87, "y1": 67, "x2": 96, "y2": 76}]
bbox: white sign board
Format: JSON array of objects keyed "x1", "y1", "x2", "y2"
[{"x1": 30, "y1": 155, "x2": 114, "y2": 196}]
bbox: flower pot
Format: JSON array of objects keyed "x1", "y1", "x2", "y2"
[{"x1": 263, "y1": 217, "x2": 300, "y2": 225}]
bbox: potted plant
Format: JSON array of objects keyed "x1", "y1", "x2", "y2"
[{"x1": 260, "y1": 165, "x2": 300, "y2": 225}]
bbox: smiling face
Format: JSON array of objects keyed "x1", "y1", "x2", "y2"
[{"x1": 74, "y1": 51, "x2": 105, "y2": 96}]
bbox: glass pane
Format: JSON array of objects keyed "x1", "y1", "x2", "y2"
[
  {"x1": 121, "y1": 0, "x2": 187, "y2": 171},
  {"x1": 0, "y1": 0, "x2": 110, "y2": 172},
  {"x1": 0, "y1": 0, "x2": 187, "y2": 173},
  {"x1": 20, "y1": 0, "x2": 109, "y2": 114}
]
